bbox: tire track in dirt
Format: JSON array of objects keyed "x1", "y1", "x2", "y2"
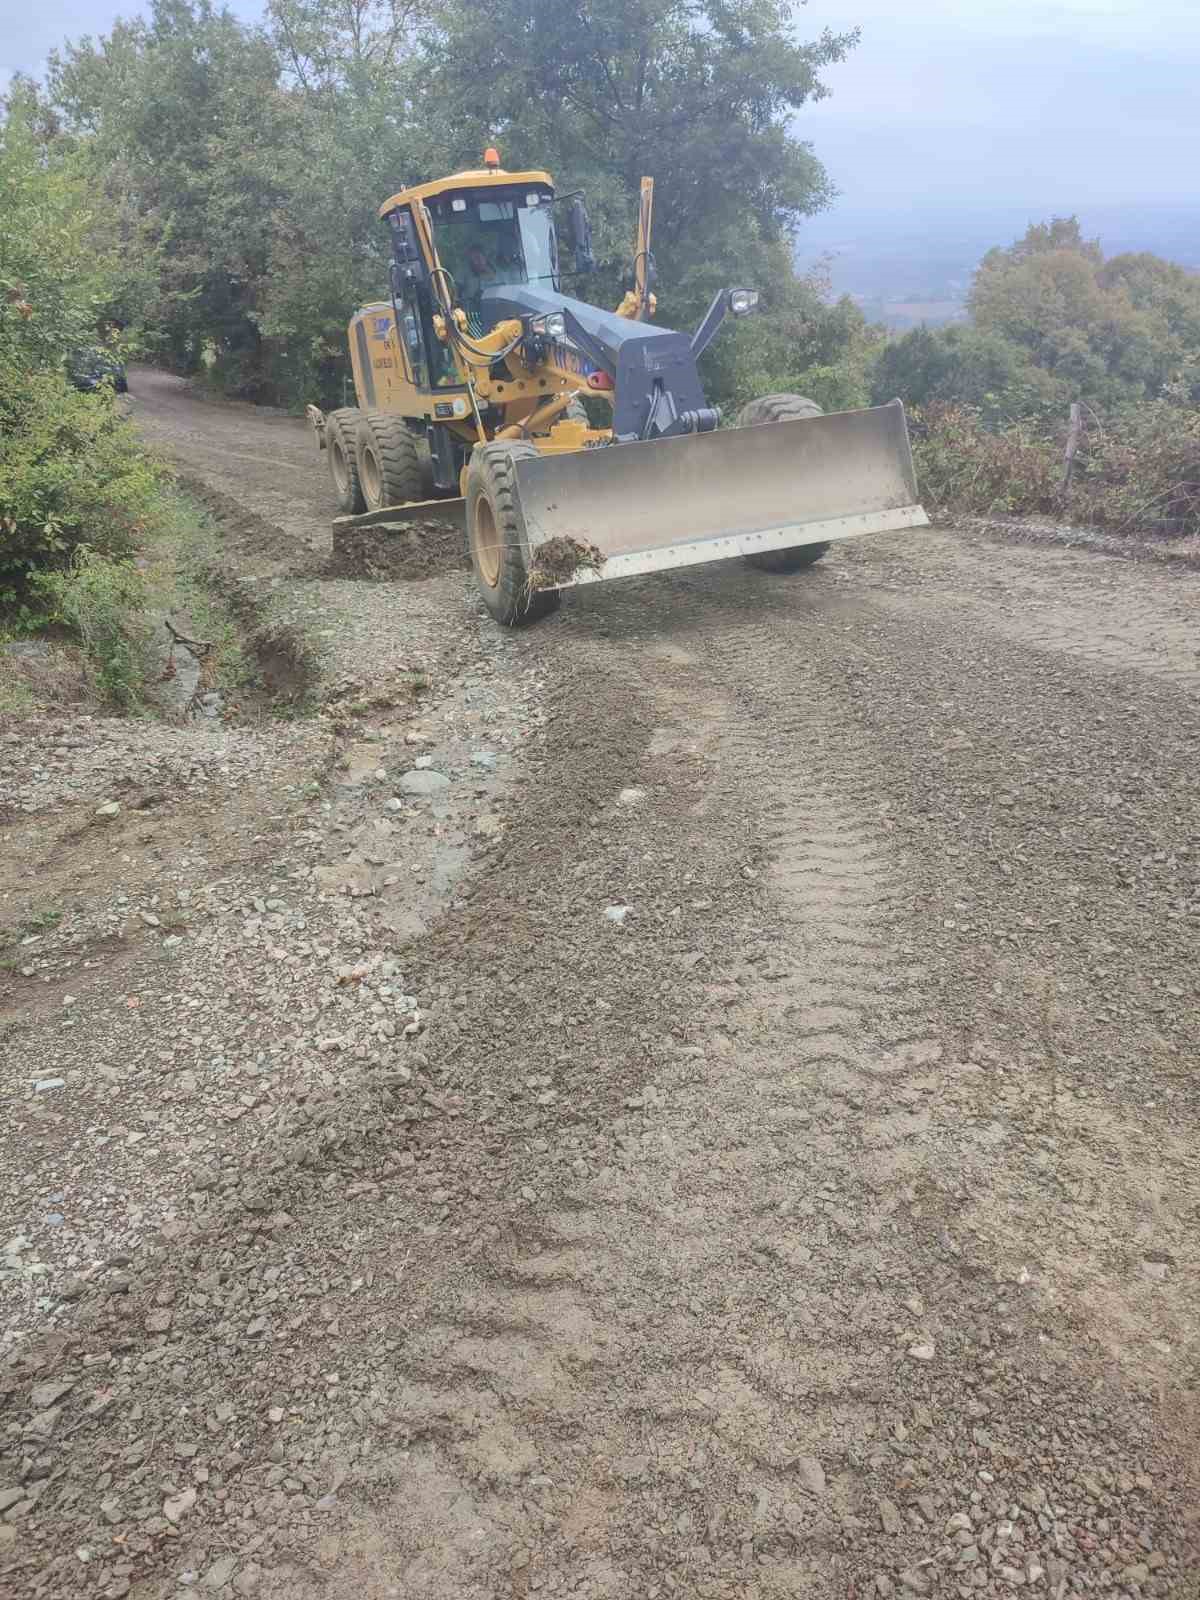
[
  {"x1": 283, "y1": 609, "x2": 933, "y2": 1596},
  {"x1": 880, "y1": 587, "x2": 1200, "y2": 689},
  {"x1": 853, "y1": 525, "x2": 1200, "y2": 689},
  {"x1": 8, "y1": 385, "x2": 1199, "y2": 1600}
]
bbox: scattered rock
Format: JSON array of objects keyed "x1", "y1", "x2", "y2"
[
  {"x1": 794, "y1": 1455, "x2": 826, "y2": 1495},
  {"x1": 94, "y1": 801, "x2": 121, "y2": 819},
  {"x1": 29, "y1": 1380, "x2": 73, "y2": 1410},
  {"x1": 162, "y1": 1487, "x2": 196, "y2": 1524},
  {"x1": 399, "y1": 769, "x2": 450, "y2": 796},
  {"x1": 907, "y1": 1342, "x2": 936, "y2": 1362},
  {"x1": 603, "y1": 905, "x2": 631, "y2": 924},
  {"x1": 879, "y1": 1498, "x2": 903, "y2": 1535},
  {"x1": 203, "y1": 1555, "x2": 238, "y2": 1588}
]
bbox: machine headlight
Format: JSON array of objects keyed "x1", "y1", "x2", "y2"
[
  {"x1": 535, "y1": 312, "x2": 566, "y2": 339},
  {"x1": 729, "y1": 288, "x2": 760, "y2": 316}
]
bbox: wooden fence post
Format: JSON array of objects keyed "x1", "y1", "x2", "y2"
[{"x1": 1061, "y1": 401, "x2": 1082, "y2": 498}]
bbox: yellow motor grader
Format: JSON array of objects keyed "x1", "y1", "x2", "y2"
[{"x1": 308, "y1": 150, "x2": 927, "y2": 625}]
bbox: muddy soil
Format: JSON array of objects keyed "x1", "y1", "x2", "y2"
[{"x1": 1, "y1": 370, "x2": 1197, "y2": 1600}]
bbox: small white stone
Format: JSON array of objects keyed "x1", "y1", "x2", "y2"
[{"x1": 907, "y1": 1341, "x2": 936, "y2": 1362}]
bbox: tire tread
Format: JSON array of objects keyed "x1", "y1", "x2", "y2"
[
  {"x1": 357, "y1": 411, "x2": 426, "y2": 510},
  {"x1": 736, "y1": 393, "x2": 830, "y2": 573},
  {"x1": 467, "y1": 442, "x2": 561, "y2": 628},
  {"x1": 327, "y1": 407, "x2": 365, "y2": 514}
]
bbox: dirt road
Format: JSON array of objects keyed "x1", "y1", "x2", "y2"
[{"x1": 2, "y1": 370, "x2": 1198, "y2": 1600}]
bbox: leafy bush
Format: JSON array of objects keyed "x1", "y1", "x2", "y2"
[
  {"x1": 0, "y1": 366, "x2": 166, "y2": 622},
  {"x1": 912, "y1": 400, "x2": 1200, "y2": 539},
  {"x1": 37, "y1": 547, "x2": 153, "y2": 709},
  {"x1": 1072, "y1": 401, "x2": 1200, "y2": 536},
  {"x1": 911, "y1": 405, "x2": 1062, "y2": 518}
]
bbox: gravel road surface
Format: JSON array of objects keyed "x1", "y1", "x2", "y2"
[{"x1": 1, "y1": 370, "x2": 1197, "y2": 1600}]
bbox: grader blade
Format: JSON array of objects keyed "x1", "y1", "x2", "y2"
[
  {"x1": 513, "y1": 400, "x2": 928, "y2": 589},
  {"x1": 331, "y1": 496, "x2": 466, "y2": 558}
]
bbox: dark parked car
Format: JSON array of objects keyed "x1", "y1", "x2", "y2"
[{"x1": 67, "y1": 349, "x2": 129, "y2": 394}]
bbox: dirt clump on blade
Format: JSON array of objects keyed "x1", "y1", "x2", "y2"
[{"x1": 527, "y1": 534, "x2": 606, "y2": 589}]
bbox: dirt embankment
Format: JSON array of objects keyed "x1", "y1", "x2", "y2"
[{"x1": 1, "y1": 370, "x2": 1197, "y2": 1600}]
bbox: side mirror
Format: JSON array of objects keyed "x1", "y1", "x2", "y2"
[
  {"x1": 567, "y1": 195, "x2": 595, "y2": 275},
  {"x1": 388, "y1": 209, "x2": 428, "y2": 287}
]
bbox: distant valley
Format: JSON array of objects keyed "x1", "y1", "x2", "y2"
[{"x1": 795, "y1": 203, "x2": 1200, "y2": 329}]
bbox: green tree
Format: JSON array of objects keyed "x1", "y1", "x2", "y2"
[
  {"x1": 969, "y1": 217, "x2": 1200, "y2": 410},
  {"x1": 256, "y1": 0, "x2": 444, "y2": 401},
  {"x1": 870, "y1": 324, "x2": 1069, "y2": 425},
  {"x1": 423, "y1": 0, "x2": 860, "y2": 395},
  {"x1": 0, "y1": 85, "x2": 165, "y2": 620},
  {"x1": 38, "y1": 0, "x2": 866, "y2": 407},
  {"x1": 0, "y1": 80, "x2": 118, "y2": 371},
  {"x1": 50, "y1": 0, "x2": 294, "y2": 388}
]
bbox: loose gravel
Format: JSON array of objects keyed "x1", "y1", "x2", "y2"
[{"x1": 0, "y1": 371, "x2": 1196, "y2": 1600}]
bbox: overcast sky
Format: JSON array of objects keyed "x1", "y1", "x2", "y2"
[
  {"x1": 4, "y1": 0, "x2": 1198, "y2": 217},
  {"x1": 799, "y1": 0, "x2": 1200, "y2": 213}
]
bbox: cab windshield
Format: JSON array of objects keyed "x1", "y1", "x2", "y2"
[{"x1": 427, "y1": 187, "x2": 557, "y2": 333}]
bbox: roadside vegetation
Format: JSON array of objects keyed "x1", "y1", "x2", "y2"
[
  {"x1": 877, "y1": 221, "x2": 1200, "y2": 539},
  {"x1": 2, "y1": 0, "x2": 1198, "y2": 701},
  {"x1": 0, "y1": 71, "x2": 307, "y2": 711},
  {"x1": 0, "y1": 84, "x2": 176, "y2": 705}
]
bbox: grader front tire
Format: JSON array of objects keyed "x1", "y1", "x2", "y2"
[
  {"x1": 737, "y1": 393, "x2": 831, "y2": 574},
  {"x1": 466, "y1": 442, "x2": 561, "y2": 628}
]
